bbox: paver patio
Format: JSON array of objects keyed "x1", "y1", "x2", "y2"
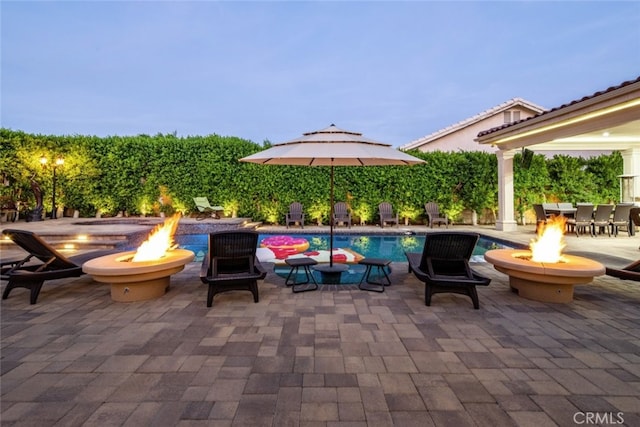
[{"x1": 1, "y1": 219, "x2": 639, "y2": 426}]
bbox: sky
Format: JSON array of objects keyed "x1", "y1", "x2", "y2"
[{"x1": 1, "y1": 1, "x2": 639, "y2": 148}]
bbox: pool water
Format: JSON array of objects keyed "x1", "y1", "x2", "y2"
[{"x1": 177, "y1": 233, "x2": 513, "y2": 285}]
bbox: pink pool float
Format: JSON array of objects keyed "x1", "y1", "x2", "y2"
[{"x1": 260, "y1": 235, "x2": 310, "y2": 259}]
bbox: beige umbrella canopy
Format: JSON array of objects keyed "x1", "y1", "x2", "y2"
[
  {"x1": 240, "y1": 124, "x2": 425, "y2": 274},
  {"x1": 240, "y1": 124, "x2": 424, "y2": 166}
]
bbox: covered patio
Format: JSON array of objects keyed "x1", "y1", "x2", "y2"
[{"x1": 476, "y1": 77, "x2": 640, "y2": 232}]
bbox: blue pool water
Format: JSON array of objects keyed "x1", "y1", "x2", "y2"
[
  {"x1": 178, "y1": 233, "x2": 512, "y2": 263},
  {"x1": 178, "y1": 233, "x2": 514, "y2": 285}
]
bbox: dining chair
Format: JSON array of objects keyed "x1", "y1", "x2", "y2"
[{"x1": 592, "y1": 204, "x2": 614, "y2": 237}]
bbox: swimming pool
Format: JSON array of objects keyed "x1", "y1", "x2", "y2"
[
  {"x1": 177, "y1": 233, "x2": 513, "y2": 263},
  {"x1": 175, "y1": 234, "x2": 511, "y2": 284},
  {"x1": 178, "y1": 233, "x2": 515, "y2": 285}
]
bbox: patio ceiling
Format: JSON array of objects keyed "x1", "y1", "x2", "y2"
[{"x1": 475, "y1": 77, "x2": 640, "y2": 152}]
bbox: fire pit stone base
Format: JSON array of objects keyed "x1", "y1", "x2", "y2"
[
  {"x1": 83, "y1": 249, "x2": 195, "y2": 302},
  {"x1": 484, "y1": 249, "x2": 605, "y2": 303},
  {"x1": 504, "y1": 273, "x2": 588, "y2": 304}
]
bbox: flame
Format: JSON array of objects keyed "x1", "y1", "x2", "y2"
[
  {"x1": 530, "y1": 215, "x2": 567, "y2": 263},
  {"x1": 132, "y1": 214, "x2": 181, "y2": 262}
]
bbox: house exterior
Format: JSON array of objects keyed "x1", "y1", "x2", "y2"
[
  {"x1": 475, "y1": 76, "x2": 640, "y2": 231},
  {"x1": 400, "y1": 98, "x2": 545, "y2": 153}
]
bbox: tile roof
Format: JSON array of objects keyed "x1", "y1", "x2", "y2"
[
  {"x1": 401, "y1": 98, "x2": 545, "y2": 151},
  {"x1": 477, "y1": 76, "x2": 640, "y2": 138}
]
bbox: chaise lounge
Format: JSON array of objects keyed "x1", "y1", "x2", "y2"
[
  {"x1": 605, "y1": 259, "x2": 640, "y2": 282},
  {"x1": 1, "y1": 229, "x2": 117, "y2": 304},
  {"x1": 193, "y1": 197, "x2": 224, "y2": 220}
]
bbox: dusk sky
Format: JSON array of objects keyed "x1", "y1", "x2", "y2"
[{"x1": 2, "y1": 1, "x2": 639, "y2": 147}]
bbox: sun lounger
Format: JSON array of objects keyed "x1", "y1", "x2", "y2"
[{"x1": 1, "y1": 229, "x2": 117, "y2": 304}]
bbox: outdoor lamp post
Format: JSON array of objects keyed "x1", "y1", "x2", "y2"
[{"x1": 40, "y1": 155, "x2": 64, "y2": 219}]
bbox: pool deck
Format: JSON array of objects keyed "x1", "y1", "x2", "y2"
[{"x1": 1, "y1": 217, "x2": 640, "y2": 426}]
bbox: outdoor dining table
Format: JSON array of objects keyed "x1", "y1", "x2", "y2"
[
  {"x1": 545, "y1": 207, "x2": 577, "y2": 217},
  {"x1": 549, "y1": 205, "x2": 637, "y2": 236}
]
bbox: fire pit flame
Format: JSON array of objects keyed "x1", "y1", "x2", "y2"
[
  {"x1": 530, "y1": 215, "x2": 566, "y2": 263},
  {"x1": 132, "y1": 213, "x2": 181, "y2": 262}
]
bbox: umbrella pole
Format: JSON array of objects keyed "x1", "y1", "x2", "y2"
[{"x1": 329, "y1": 162, "x2": 334, "y2": 267}]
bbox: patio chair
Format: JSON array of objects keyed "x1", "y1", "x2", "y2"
[
  {"x1": 424, "y1": 202, "x2": 448, "y2": 228},
  {"x1": 1, "y1": 229, "x2": 117, "y2": 304},
  {"x1": 605, "y1": 259, "x2": 640, "y2": 282},
  {"x1": 332, "y1": 202, "x2": 351, "y2": 228},
  {"x1": 286, "y1": 202, "x2": 305, "y2": 228},
  {"x1": 565, "y1": 204, "x2": 594, "y2": 237},
  {"x1": 378, "y1": 202, "x2": 399, "y2": 228},
  {"x1": 609, "y1": 203, "x2": 633, "y2": 237},
  {"x1": 557, "y1": 202, "x2": 576, "y2": 218},
  {"x1": 199, "y1": 230, "x2": 266, "y2": 308},
  {"x1": 592, "y1": 204, "x2": 614, "y2": 237},
  {"x1": 533, "y1": 204, "x2": 549, "y2": 233},
  {"x1": 193, "y1": 197, "x2": 223, "y2": 220},
  {"x1": 405, "y1": 232, "x2": 491, "y2": 309}
]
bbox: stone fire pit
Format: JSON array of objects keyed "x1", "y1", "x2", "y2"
[
  {"x1": 484, "y1": 249, "x2": 605, "y2": 303},
  {"x1": 83, "y1": 249, "x2": 195, "y2": 302}
]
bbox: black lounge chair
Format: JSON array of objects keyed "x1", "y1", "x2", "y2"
[
  {"x1": 405, "y1": 232, "x2": 491, "y2": 309},
  {"x1": 1, "y1": 229, "x2": 117, "y2": 304},
  {"x1": 199, "y1": 230, "x2": 266, "y2": 307},
  {"x1": 332, "y1": 202, "x2": 352, "y2": 228},
  {"x1": 286, "y1": 202, "x2": 305, "y2": 228},
  {"x1": 605, "y1": 259, "x2": 640, "y2": 282}
]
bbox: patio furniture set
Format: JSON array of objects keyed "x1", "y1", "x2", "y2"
[
  {"x1": 535, "y1": 202, "x2": 636, "y2": 237},
  {"x1": 1, "y1": 227, "x2": 499, "y2": 310}
]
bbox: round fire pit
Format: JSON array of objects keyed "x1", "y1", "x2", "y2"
[
  {"x1": 484, "y1": 249, "x2": 605, "y2": 303},
  {"x1": 83, "y1": 249, "x2": 195, "y2": 302}
]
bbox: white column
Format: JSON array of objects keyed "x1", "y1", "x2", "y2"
[
  {"x1": 621, "y1": 148, "x2": 640, "y2": 204},
  {"x1": 496, "y1": 149, "x2": 518, "y2": 231}
]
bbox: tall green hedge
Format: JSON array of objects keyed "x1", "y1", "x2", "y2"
[{"x1": 0, "y1": 128, "x2": 623, "y2": 224}]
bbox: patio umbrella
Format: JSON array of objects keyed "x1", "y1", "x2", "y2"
[{"x1": 240, "y1": 124, "x2": 425, "y2": 274}]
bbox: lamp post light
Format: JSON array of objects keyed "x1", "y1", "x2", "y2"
[{"x1": 40, "y1": 155, "x2": 64, "y2": 219}]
